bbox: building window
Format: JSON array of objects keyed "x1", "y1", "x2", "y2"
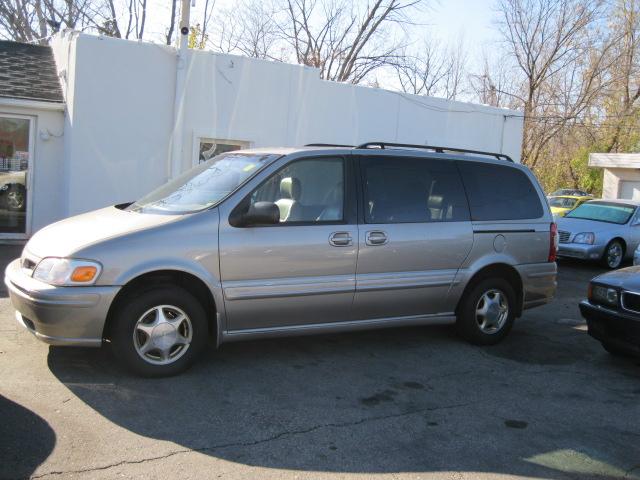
[
  {"x1": 198, "y1": 139, "x2": 247, "y2": 163},
  {"x1": 0, "y1": 115, "x2": 30, "y2": 234}
]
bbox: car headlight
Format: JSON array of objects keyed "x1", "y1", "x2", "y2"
[
  {"x1": 589, "y1": 283, "x2": 619, "y2": 307},
  {"x1": 32, "y1": 258, "x2": 102, "y2": 286},
  {"x1": 573, "y1": 232, "x2": 595, "y2": 244}
]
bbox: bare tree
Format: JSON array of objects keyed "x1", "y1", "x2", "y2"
[
  {"x1": 601, "y1": 0, "x2": 640, "y2": 152},
  {"x1": 210, "y1": 0, "x2": 424, "y2": 83},
  {"x1": 166, "y1": 0, "x2": 177, "y2": 45},
  {"x1": 495, "y1": 0, "x2": 610, "y2": 166}
]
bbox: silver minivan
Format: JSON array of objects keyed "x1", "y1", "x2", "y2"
[{"x1": 5, "y1": 143, "x2": 557, "y2": 376}]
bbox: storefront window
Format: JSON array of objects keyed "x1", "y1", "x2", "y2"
[{"x1": 0, "y1": 116, "x2": 29, "y2": 234}]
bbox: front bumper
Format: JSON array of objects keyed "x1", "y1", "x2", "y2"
[
  {"x1": 579, "y1": 300, "x2": 640, "y2": 355},
  {"x1": 4, "y1": 258, "x2": 120, "y2": 347},
  {"x1": 557, "y1": 242, "x2": 604, "y2": 260}
]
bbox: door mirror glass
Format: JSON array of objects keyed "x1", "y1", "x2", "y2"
[{"x1": 240, "y1": 201, "x2": 280, "y2": 226}]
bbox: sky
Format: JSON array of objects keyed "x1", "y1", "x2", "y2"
[{"x1": 143, "y1": 0, "x2": 500, "y2": 74}]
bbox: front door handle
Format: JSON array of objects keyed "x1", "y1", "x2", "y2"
[
  {"x1": 329, "y1": 231, "x2": 352, "y2": 247},
  {"x1": 366, "y1": 230, "x2": 388, "y2": 246}
]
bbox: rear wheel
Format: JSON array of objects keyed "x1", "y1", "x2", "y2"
[
  {"x1": 456, "y1": 278, "x2": 516, "y2": 345},
  {"x1": 110, "y1": 285, "x2": 208, "y2": 377}
]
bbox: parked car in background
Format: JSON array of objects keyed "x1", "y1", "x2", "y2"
[
  {"x1": 556, "y1": 200, "x2": 640, "y2": 269},
  {"x1": 580, "y1": 267, "x2": 640, "y2": 357},
  {"x1": 547, "y1": 194, "x2": 591, "y2": 217},
  {"x1": 634, "y1": 244, "x2": 640, "y2": 265},
  {"x1": 550, "y1": 188, "x2": 593, "y2": 197},
  {"x1": 5, "y1": 143, "x2": 557, "y2": 377},
  {"x1": 0, "y1": 170, "x2": 26, "y2": 211}
]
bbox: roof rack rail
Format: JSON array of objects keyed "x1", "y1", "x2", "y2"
[
  {"x1": 355, "y1": 142, "x2": 514, "y2": 163},
  {"x1": 305, "y1": 143, "x2": 354, "y2": 148}
]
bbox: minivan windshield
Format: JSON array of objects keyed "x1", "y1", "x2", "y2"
[
  {"x1": 565, "y1": 202, "x2": 636, "y2": 224},
  {"x1": 127, "y1": 152, "x2": 280, "y2": 214}
]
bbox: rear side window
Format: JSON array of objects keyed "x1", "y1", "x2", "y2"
[
  {"x1": 457, "y1": 162, "x2": 543, "y2": 221},
  {"x1": 361, "y1": 156, "x2": 470, "y2": 223}
]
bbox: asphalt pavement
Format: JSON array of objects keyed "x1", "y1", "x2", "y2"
[{"x1": 0, "y1": 247, "x2": 639, "y2": 480}]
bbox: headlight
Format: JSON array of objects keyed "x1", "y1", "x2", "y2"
[
  {"x1": 589, "y1": 284, "x2": 619, "y2": 307},
  {"x1": 32, "y1": 258, "x2": 102, "y2": 286},
  {"x1": 573, "y1": 232, "x2": 595, "y2": 244}
]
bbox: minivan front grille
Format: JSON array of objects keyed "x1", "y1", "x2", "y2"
[
  {"x1": 621, "y1": 291, "x2": 640, "y2": 314},
  {"x1": 558, "y1": 231, "x2": 571, "y2": 243}
]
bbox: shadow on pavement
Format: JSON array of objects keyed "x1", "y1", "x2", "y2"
[
  {"x1": 0, "y1": 395, "x2": 56, "y2": 479},
  {"x1": 45, "y1": 319, "x2": 640, "y2": 479}
]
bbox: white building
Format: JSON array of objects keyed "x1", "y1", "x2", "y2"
[
  {"x1": 0, "y1": 31, "x2": 524, "y2": 239},
  {"x1": 589, "y1": 153, "x2": 640, "y2": 200}
]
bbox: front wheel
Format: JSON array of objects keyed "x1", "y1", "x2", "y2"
[
  {"x1": 456, "y1": 278, "x2": 516, "y2": 345},
  {"x1": 6, "y1": 185, "x2": 25, "y2": 212},
  {"x1": 109, "y1": 286, "x2": 208, "y2": 377},
  {"x1": 602, "y1": 240, "x2": 624, "y2": 269}
]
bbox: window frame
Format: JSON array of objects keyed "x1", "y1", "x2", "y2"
[
  {"x1": 0, "y1": 112, "x2": 35, "y2": 238},
  {"x1": 230, "y1": 154, "x2": 357, "y2": 228},
  {"x1": 356, "y1": 154, "x2": 471, "y2": 225}
]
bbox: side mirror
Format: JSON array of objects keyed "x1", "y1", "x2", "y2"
[{"x1": 237, "y1": 201, "x2": 280, "y2": 227}]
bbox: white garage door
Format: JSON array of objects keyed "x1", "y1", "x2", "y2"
[{"x1": 619, "y1": 181, "x2": 640, "y2": 200}]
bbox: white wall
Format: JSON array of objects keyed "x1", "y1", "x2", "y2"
[
  {"x1": 0, "y1": 100, "x2": 65, "y2": 234},
  {"x1": 51, "y1": 32, "x2": 524, "y2": 217},
  {"x1": 601, "y1": 167, "x2": 640, "y2": 200}
]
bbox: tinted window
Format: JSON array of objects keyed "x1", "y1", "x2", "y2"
[
  {"x1": 250, "y1": 157, "x2": 344, "y2": 223},
  {"x1": 362, "y1": 157, "x2": 470, "y2": 224},
  {"x1": 457, "y1": 162, "x2": 543, "y2": 221}
]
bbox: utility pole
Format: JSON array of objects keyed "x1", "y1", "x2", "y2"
[{"x1": 169, "y1": 0, "x2": 193, "y2": 179}]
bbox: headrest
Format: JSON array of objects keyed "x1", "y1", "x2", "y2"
[{"x1": 280, "y1": 177, "x2": 302, "y2": 200}]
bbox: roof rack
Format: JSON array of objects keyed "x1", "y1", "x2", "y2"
[
  {"x1": 305, "y1": 143, "x2": 354, "y2": 148},
  {"x1": 355, "y1": 142, "x2": 514, "y2": 163}
]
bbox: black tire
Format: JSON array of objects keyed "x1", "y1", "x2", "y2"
[
  {"x1": 601, "y1": 341, "x2": 629, "y2": 357},
  {"x1": 109, "y1": 285, "x2": 208, "y2": 377},
  {"x1": 601, "y1": 240, "x2": 624, "y2": 269},
  {"x1": 6, "y1": 185, "x2": 25, "y2": 212},
  {"x1": 456, "y1": 277, "x2": 517, "y2": 345}
]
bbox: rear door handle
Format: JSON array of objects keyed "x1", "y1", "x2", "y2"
[
  {"x1": 329, "y1": 231, "x2": 352, "y2": 247},
  {"x1": 366, "y1": 230, "x2": 388, "y2": 245}
]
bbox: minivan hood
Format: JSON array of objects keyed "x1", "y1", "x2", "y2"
[
  {"x1": 26, "y1": 206, "x2": 180, "y2": 258},
  {"x1": 556, "y1": 216, "x2": 620, "y2": 234}
]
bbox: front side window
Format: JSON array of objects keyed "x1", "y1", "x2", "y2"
[
  {"x1": 458, "y1": 162, "x2": 543, "y2": 221},
  {"x1": 565, "y1": 202, "x2": 636, "y2": 224},
  {"x1": 362, "y1": 156, "x2": 470, "y2": 224},
  {"x1": 248, "y1": 157, "x2": 344, "y2": 223},
  {"x1": 128, "y1": 152, "x2": 280, "y2": 214}
]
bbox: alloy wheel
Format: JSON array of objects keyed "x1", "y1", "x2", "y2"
[
  {"x1": 133, "y1": 305, "x2": 193, "y2": 365},
  {"x1": 475, "y1": 289, "x2": 509, "y2": 334}
]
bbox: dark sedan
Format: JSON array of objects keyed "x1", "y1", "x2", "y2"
[{"x1": 580, "y1": 266, "x2": 640, "y2": 356}]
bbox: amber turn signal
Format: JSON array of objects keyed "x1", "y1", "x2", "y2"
[{"x1": 70, "y1": 266, "x2": 98, "y2": 282}]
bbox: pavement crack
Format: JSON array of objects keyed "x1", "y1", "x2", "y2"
[{"x1": 29, "y1": 402, "x2": 471, "y2": 479}]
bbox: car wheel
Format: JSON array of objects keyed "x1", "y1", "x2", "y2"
[
  {"x1": 110, "y1": 285, "x2": 208, "y2": 377},
  {"x1": 6, "y1": 185, "x2": 25, "y2": 212},
  {"x1": 602, "y1": 240, "x2": 624, "y2": 269},
  {"x1": 456, "y1": 278, "x2": 516, "y2": 345},
  {"x1": 601, "y1": 341, "x2": 629, "y2": 357}
]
